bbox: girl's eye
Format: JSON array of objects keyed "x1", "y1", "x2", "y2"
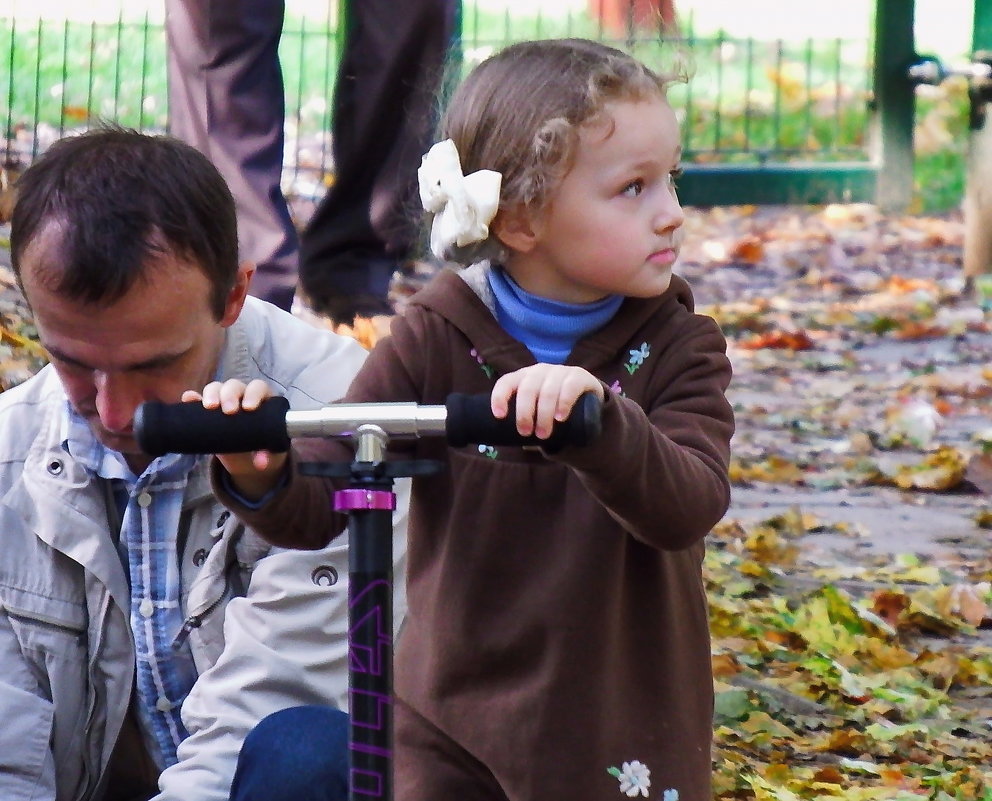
[
  {"x1": 621, "y1": 180, "x2": 644, "y2": 197},
  {"x1": 667, "y1": 167, "x2": 684, "y2": 188}
]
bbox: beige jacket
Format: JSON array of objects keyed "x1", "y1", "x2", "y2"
[{"x1": 0, "y1": 298, "x2": 408, "y2": 801}]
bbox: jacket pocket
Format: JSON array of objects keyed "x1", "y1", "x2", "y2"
[
  {"x1": 0, "y1": 588, "x2": 91, "y2": 799},
  {"x1": 2, "y1": 588, "x2": 87, "y2": 661}
]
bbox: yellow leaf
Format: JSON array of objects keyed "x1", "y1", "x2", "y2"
[
  {"x1": 746, "y1": 771, "x2": 804, "y2": 801},
  {"x1": 0, "y1": 327, "x2": 46, "y2": 358},
  {"x1": 739, "y1": 710, "x2": 797, "y2": 739},
  {"x1": 892, "y1": 447, "x2": 967, "y2": 491},
  {"x1": 934, "y1": 583, "x2": 991, "y2": 627}
]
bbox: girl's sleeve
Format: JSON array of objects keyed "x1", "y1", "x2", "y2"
[
  {"x1": 552, "y1": 314, "x2": 734, "y2": 551},
  {"x1": 210, "y1": 320, "x2": 426, "y2": 551},
  {"x1": 209, "y1": 447, "x2": 347, "y2": 550}
]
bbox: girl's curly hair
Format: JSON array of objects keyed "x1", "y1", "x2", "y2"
[{"x1": 435, "y1": 38, "x2": 686, "y2": 265}]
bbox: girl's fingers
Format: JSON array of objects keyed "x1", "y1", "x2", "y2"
[
  {"x1": 199, "y1": 381, "x2": 226, "y2": 408},
  {"x1": 490, "y1": 374, "x2": 518, "y2": 419},
  {"x1": 190, "y1": 378, "x2": 276, "y2": 413},
  {"x1": 511, "y1": 371, "x2": 548, "y2": 437},
  {"x1": 534, "y1": 380, "x2": 567, "y2": 439},
  {"x1": 491, "y1": 365, "x2": 603, "y2": 438},
  {"x1": 242, "y1": 379, "x2": 274, "y2": 411},
  {"x1": 217, "y1": 380, "x2": 250, "y2": 414}
]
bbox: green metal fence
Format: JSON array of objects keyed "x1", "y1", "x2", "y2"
[{"x1": 0, "y1": 1, "x2": 951, "y2": 211}]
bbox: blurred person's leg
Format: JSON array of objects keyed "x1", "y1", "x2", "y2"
[
  {"x1": 298, "y1": 0, "x2": 459, "y2": 325},
  {"x1": 165, "y1": 0, "x2": 298, "y2": 311}
]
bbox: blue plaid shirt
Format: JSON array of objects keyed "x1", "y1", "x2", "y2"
[{"x1": 62, "y1": 404, "x2": 199, "y2": 769}]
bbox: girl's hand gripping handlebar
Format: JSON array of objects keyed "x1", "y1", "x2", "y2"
[{"x1": 134, "y1": 392, "x2": 603, "y2": 456}]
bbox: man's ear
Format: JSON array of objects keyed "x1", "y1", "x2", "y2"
[
  {"x1": 492, "y1": 204, "x2": 540, "y2": 253},
  {"x1": 219, "y1": 262, "x2": 256, "y2": 327}
]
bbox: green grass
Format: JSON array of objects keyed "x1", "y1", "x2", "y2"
[
  {"x1": 0, "y1": 7, "x2": 970, "y2": 213},
  {"x1": 1, "y1": 16, "x2": 167, "y2": 134},
  {"x1": 912, "y1": 84, "x2": 970, "y2": 214},
  {"x1": 0, "y1": 15, "x2": 340, "y2": 136}
]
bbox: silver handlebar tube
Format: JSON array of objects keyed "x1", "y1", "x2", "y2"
[{"x1": 284, "y1": 402, "x2": 449, "y2": 440}]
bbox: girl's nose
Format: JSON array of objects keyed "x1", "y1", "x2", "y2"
[{"x1": 654, "y1": 187, "x2": 685, "y2": 234}]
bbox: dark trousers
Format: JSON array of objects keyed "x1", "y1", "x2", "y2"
[
  {"x1": 165, "y1": 0, "x2": 458, "y2": 317},
  {"x1": 165, "y1": 0, "x2": 298, "y2": 310},
  {"x1": 299, "y1": 0, "x2": 457, "y2": 320},
  {"x1": 229, "y1": 705, "x2": 349, "y2": 801}
]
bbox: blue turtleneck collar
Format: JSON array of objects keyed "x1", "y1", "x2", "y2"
[{"x1": 487, "y1": 266, "x2": 623, "y2": 364}]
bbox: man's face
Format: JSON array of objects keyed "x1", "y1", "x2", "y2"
[{"x1": 19, "y1": 225, "x2": 248, "y2": 473}]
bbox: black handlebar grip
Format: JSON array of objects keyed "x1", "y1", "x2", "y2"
[
  {"x1": 134, "y1": 396, "x2": 291, "y2": 456},
  {"x1": 445, "y1": 391, "x2": 602, "y2": 451}
]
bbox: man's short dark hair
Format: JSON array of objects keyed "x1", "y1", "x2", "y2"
[{"x1": 9, "y1": 125, "x2": 240, "y2": 319}]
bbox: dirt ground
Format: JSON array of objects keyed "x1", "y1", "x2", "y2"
[
  {"x1": 682, "y1": 208, "x2": 987, "y2": 538},
  {"x1": 5, "y1": 206, "x2": 992, "y2": 791},
  {"x1": 3, "y1": 205, "x2": 991, "y2": 570}
]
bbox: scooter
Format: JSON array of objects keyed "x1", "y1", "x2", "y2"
[{"x1": 135, "y1": 392, "x2": 601, "y2": 801}]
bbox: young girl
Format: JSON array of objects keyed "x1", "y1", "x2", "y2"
[{"x1": 205, "y1": 38, "x2": 734, "y2": 801}]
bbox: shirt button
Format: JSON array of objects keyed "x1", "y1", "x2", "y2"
[
  {"x1": 156, "y1": 696, "x2": 172, "y2": 712},
  {"x1": 137, "y1": 492, "x2": 152, "y2": 508},
  {"x1": 139, "y1": 599, "x2": 154, "y2": 618}
]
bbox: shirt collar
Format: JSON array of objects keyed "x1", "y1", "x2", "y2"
[{"x1": 60, "y1": 401, "x2": 195, "y2": 487}]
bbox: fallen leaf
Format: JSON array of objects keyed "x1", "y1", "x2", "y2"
[
  {"x1": 739, "y1": 330, "x2": 815, "y2": 351},
  {"x1": 730, "y1": 234, "x2": 765, "y2": 264}
]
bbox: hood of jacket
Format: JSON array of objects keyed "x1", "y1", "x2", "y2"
[{"x1": 405, "y1": 262, "x2": 697, "y2": 377}]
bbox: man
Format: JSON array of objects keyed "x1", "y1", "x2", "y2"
[
  {"x1": 0, "y1": 126, "x2": 408, "y2": 801},
  {"x1": 165, "y1": 0, "x2": 458, "y2": 323}
]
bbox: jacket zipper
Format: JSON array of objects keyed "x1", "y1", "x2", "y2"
[
  {"x1": 81, "y1": 597, "x2": 116, "y2": 801},
  {"x1": 171, "y1": 568, "x2": 233, "y2": 651}
]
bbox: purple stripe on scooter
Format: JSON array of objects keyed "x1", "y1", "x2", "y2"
[{"x1": 334, "y1": 489, "x2": 397, "y2": 511}]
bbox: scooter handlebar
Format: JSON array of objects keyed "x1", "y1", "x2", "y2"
[
  {"x1": 444, "y1": 391, "x2": 602, "y2": 450},
  {"x1": 135, "y1": 395, "x2": 292, "y2": 457},
  {"x1": 134, "y1": 392, "x2": 602, "y2": 456}
]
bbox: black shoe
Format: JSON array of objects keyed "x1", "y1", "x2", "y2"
[{"x1": 305, "y1": 291, "x2": 392, "y2": 328}]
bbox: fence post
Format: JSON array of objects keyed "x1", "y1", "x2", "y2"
[
  {"x1": 975, "y1": 1, "x2": 992, "y2": 53},
  {"x1": 963, "y1": 0, "x2": 992, "y2": 278},
  {"x1": 872, "y1": 0, "x2": 916, "y2": 212}
]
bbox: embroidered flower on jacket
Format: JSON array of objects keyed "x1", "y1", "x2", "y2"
[
  {"x1": 477, "y1": 444, "x2": 498, "y2": 459},
  {"x1": 624, "y1": 342, "x2": 651, "y2": 375},
  {"x1": 607, "y1": 760, "x2": 651, "y2": 797},
  {"x1": 470, "y1": 347, "x2": 495, "y2": 378},
  {"x1": 608, "y1": 379, "x2": 626, "y2": 397},
  {"x1": 662, "y1": 789, "x2": 680, "y2": 801}
]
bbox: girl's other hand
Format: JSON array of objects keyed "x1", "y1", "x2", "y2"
[
  {"x1": 491, "y1": 364, "x2": 605, "y2": 439},
  {"x1": 181, "y1": 379, "x2": 288, "y2": 501}
]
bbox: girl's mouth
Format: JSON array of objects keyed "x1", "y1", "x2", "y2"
[{"x1": 649, "y1": 248, "x2": 677, "y2": 265}]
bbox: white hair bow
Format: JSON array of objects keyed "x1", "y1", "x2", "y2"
[{"x1": 418, "y1": 139, "x2": 502, "y2": 259}]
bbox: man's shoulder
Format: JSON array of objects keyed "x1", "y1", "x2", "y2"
[
  {"x1": 0, "y1": 367, "x2": 60, "y2": 463},
  {"x1": 230, "y1": 298, "x2": 370, "y2": 409},
  {"x1": 0, "y1": 366, "x2": 61, "y2": 418}
]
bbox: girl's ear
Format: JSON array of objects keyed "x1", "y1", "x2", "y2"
[{"x1": 492, "y1": 204, "x2": 540, "y2": 253}]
